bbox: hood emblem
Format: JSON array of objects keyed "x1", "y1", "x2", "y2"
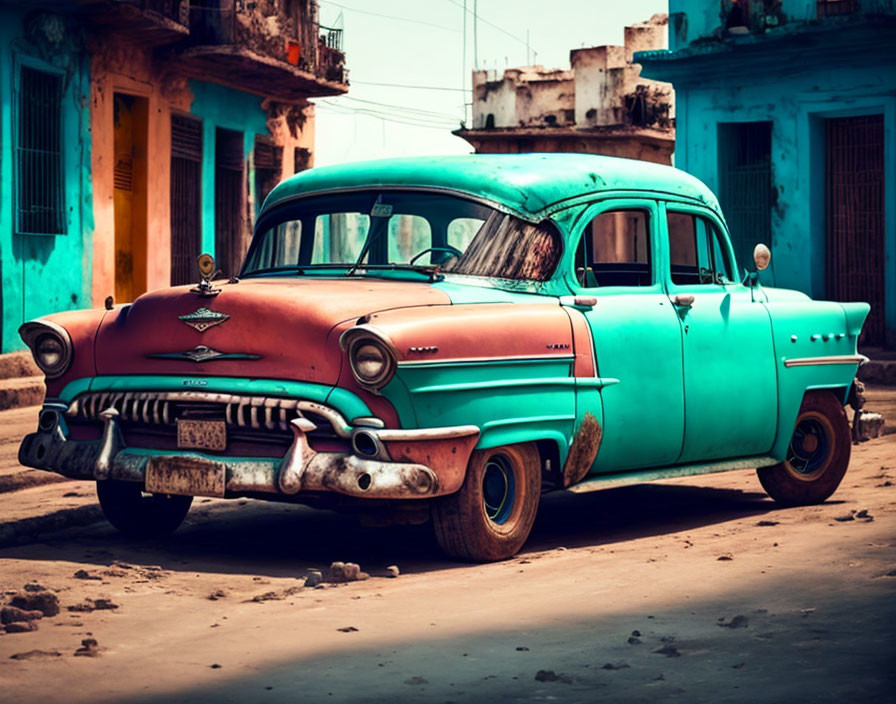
[
  {"x1": 148, "y1": 346, "x2": 261, "y2": 363},
  {"x1": 179, "y1": 307, "x2": 230, "y2": 333},
  {"x1": 191, "y1": 253, "x2": 222, "y2": 297}
]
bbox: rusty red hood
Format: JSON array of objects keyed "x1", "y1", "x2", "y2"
[{"x1": 94, "y1": 277, "x2": 451, "y2": 384}]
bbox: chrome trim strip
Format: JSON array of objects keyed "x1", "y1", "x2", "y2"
[
  {"x1": 783, "y1": 354, "x2": 868, "y2": 368},
  {"x1": 398, "y1": 354, "x2": 575, "y2": 368},
  {"x1": 376, "y1": 425, "x2": 479, "y2": 442}
]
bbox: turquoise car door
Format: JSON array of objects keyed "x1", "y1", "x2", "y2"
[
  {"x1": 663, "y1": 203, "x2": 778, "y2": 463},
  {"x1": 571, "y1": 200, "x2": 685, "y2": 472}
]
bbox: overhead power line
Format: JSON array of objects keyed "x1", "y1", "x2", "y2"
[
  {"x1": 444, "y1": 0, "x2": 537, "y2": 54},
  {"x1": 351, "y1": 80, "x2": 467, "y2": 93},
  {"x1": 320, "y1": 1, "x2": 461, "y2": 33},
  {"x1": 336, "y1": 95, "x2": 461, "y2": 121}
]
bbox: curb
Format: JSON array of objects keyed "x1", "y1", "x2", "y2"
[
  {"x1": 0, "y1": 471, "x2": 70, "y2": 495},
  {"x1": 0, "y1": 376, "x2": 45, "y2": 411},
  {"x1": 0, "y1": 504, "x2": 104, "y2": 548}
]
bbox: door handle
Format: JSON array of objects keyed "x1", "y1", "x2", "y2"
[
  {"x1": 560, "y1": 295, "x2": 597, "y2": 309},
  {"x1": 672, "y1": 294, "x2": 695, "y2": 308}
]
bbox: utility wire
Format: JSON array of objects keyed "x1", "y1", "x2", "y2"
[
  {"x1": 351, "y1": 80, "x2": 467, "y2": 92},
  {"x1": 320, "y1": 0, "x2": 461, "y2": 32},
  {"x1": 332, "y1": 95, "x2": 461, "y2": 121},
  {"x1": 316, "y1": 103, "x2": 461, "y2": 130},
  {"x1": 317, "y1": 98, "x2": 461, "y2": 123},
  {"x1": 444, "y1": 0, "x2": 536, "y2": 53}
]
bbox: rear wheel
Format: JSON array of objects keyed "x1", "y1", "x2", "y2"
[
  {"x1": 432, "y1": 443, "x2": 540, "y2": 562},
  {"x1": 96, "y1": 480, "x2": 193, "y2": 538},
  {"x1": 757, "y1": 391, "x2": 851, "y2": 506}
]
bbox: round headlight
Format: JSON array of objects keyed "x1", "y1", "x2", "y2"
[
  {"x1": 355, "y1": 343, "x2": 386, "y2": 380},
  {"x1": 19, "y1": 321, "x2": 73, "y2": 379},
  {"x1": 36, "y1": 334, "x2": 65, "y2": 370},
  {"x1": 346, "y1": 335, "x2": 396, "y2": 391}
]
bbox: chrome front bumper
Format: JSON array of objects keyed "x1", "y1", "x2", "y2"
[{"x1": 19, "y1": 402, "x2": 479, "y2": 500}]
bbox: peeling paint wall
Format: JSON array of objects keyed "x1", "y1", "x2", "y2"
[
  {"x1": 0, "y1": 9, "x2": 94, "y2": 353},
  {"x1": 469, "y1": 14, "x2": 673, "y2": 134}
]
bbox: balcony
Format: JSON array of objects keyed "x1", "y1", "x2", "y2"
[
  {"x1": 15, "y1": 0, "x2": 189, "y2": 46},
  {"x1": 173, "y1": 2, "x2": 348, "y2": 102}
]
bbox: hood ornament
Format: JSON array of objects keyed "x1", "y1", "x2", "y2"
[
  {"x1": 179, "y1": 307, "x2": 230, "y2": 333},
  {"x1": 191, "y1": 253, "x2": 221, "y2": 297}
]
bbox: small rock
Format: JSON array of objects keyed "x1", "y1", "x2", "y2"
[
  {"x1": 756, "y1": 520, "x2": 779, "y2": 527},
  {"x1": 732, "y1": 662, "x2": 746, "y2": 670},
  {"x1": 9, "y1": 592, "x2": 60, "y2": 617},
  {"x1": 653, "y1": 644, "x2": 681, "y2": 657},
  {"x1": 631, "y1": 630, "x2": 641, "y2": 637},
  {"x1": 74, "y1": 638, "x2": 100, "y2": 657},
  {"x1": 627, "y1": 636, "x2": 642, "y2": 645},
  {"x1": 210, "y1": 663, "x2": 222, "y2": 669},
  {"x1": 337, "y1": 626, "x2": 358, "y2": 633},
  {"x1": 385, "y1": 565, "x2": 400, "y2": 578},
  {"x1": 601, "y1": 662, "x2": 630, "y2": 670},
  {"x1": 404, "y1": 676, "x2": 428, "y2": 685},
  {"x1": 717, "y1": 554, "x2": 734, "y2": 561},
  {"x1": 73, "y1": 570, "x2": 101, "y2": 581},
  {"x1": 207, "y1": 590, "x2": 227, "y2": 601},
  {"x1": 516, "y1": 646, "x2": 530, "y2": 651},
  {"x1": 855, "y1": 509, "x2": 874, "y2": 522},
  {"x1": 9, "y1": 649, "x2": 61, "y2": 660},
  {"x1": 834, "y1": 511, "x2": 855, "y2": 522},
  {"x1": 534, "y1": 669, "x2": 570, "y2": 683},
  {"x1": 325, "y1": 561, "x2": 369, "y2": 583},
  {"x1": 22, "y1": 583, "x2": 48, "y2": 592},
  {"x1": 5, "y1": 621, "x2": 39, "y2": 633},
  {"x1": 304, "y1": 570, "x2": 323, "y2": 587},
  {"x1": 800, "y1": 608, "x2": 815, "y2": 617},
  {"x1": 718, "y1": 615, "x2": 749, "y2": 629},
  {"x1": 1, "y1": 606, "x2": 43, "y2": 625},
  {"x1": 93, "y1": 599, "x2": 119, "y2": 611}
]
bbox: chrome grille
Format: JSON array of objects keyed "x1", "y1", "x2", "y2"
[{"x1": 66, "y1": 391, "x2": 349, "y2": 436}]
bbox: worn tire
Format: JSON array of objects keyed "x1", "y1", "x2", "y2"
[
  {"x1": 96, "y1": 480, "x2": 193, "y2": 538},
  {"x1": 757, "y1": 391, "x2": 851, "y2": 506},
  {"x1": 432, "y1": 442, "x2": 541, "y2": 562}
]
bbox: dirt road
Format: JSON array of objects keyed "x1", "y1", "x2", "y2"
[{"x1": 1, "y1": 431, "x2": 894, "y2": 702}]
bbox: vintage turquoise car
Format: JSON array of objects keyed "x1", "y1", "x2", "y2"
[{"x1": 18, "y1": 154, "x2": 869, "y2": 561}]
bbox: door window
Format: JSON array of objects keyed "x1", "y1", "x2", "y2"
[
  {"x1": 667, "y1": 212, "x2": 735, "y2": 285},
  {"x1": 576, "y1": 209, "x2": 652, "y2": 287}
]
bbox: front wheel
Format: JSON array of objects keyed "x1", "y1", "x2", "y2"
[
  {"x1": 432, "y1": 443, "x2": 541, "y2": 562},
  {"x1": 757, "y1": 391, "x2": 851, "y2": 506},
  {"x1": 96, "y1": 480, "x2": 193, "y2": 538}
]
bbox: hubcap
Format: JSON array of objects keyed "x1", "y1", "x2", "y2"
[
  {"x1": 786, "y1": 413, "x2": 832, "y2": 480},
  {"x1": 482, "y1": 455, "x2": 516, "y2": 524}
]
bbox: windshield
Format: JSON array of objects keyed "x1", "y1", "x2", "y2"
[{"x1": 242, "y1": 191, "x2": 561, "y2": 281}]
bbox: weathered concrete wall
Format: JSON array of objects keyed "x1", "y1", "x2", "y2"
[
  {"x1": 471, "y1": 70, "x2": 519, "y2": 129},
  {"x1": 0, "y1": 9, "x2": 94, "y2": 353}
]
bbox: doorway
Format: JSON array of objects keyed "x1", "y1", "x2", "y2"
[
  {"x1": 170, "y1": 115, "x2": 203, "y2": 286},
  {"x1": 214, "y1": 128, "x2": 246, "y2": 278},
  {"x1": 113, "y1": 93, "x2": 148, "y2": 302},
  {"x1": 825, "y1": 114, "x2": 885, "y2": 346},
  {"x1": 717, "y1": 121, "x2": 772, "y2": 276}
]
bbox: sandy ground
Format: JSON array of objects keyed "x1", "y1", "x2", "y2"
[{"x1": 0, "y1": 416, "x2": 894, "y2": 702}]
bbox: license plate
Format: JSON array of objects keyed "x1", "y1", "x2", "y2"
[
  {"x1": 145, "y1": 456, "x2": 226, "y2": 497},
  {"x1": 177, "y1": 419, "x2": 226, "y2": 451}
]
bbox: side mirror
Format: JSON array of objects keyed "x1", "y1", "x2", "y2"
[{"x1": 753, "y1": 243, "x2": 771, "y2": 271}]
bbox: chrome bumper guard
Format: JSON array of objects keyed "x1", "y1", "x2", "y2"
[{"x1": 20, "y1": 404, "x2": 479, "y2": 500}]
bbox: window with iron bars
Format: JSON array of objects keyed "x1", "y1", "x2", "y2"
[
  {"x1": 817, "y1": 0, "x2": 859, "y2": 17},
  {"x1": 16, "y1": 64, "x2": 65, "y2": 235}
]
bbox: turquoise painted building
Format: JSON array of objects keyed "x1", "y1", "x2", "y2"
[
  {"x1": 638, "y1": 0, "x2": 896, "y2": 347},
  {"x1": 0, "y1": 8, "x2": 94, "y2": 354},
  {"x1": 0, "y1": 1, "x2": 347, "y2": 354}
]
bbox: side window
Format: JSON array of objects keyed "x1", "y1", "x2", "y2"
[
  {"x1": 387, "y1": 214, "x2": 432, "y2": 263},
  {"x1": 668, "y1": 211, "x2": 734, "y2": 285},
  {"x1": 576, "y1": 209, "x2": 651, "y2": 287}
]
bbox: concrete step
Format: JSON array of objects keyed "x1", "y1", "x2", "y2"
[
  {"x1": 0, "y1": 351, "x2": 39, "y2": 380},
  {"x1": 0, "y1": 376, "x2": 45, "y2": 412},
  {"x1": 858, "y1": 359, "x2": 896, "y2": 386}
]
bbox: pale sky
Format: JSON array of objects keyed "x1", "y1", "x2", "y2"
[{"x1": 314, "y1": 0, "x2": 668, "y2": 166}]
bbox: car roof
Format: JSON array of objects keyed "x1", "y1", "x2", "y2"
[{"x1": 261, "y1": 153, "x2": 721, "y2": 220}]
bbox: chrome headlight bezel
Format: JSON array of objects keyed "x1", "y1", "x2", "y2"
[
  {"x1": 19, "y1": 321, "x2": 73, "y2": 379},
  {"x1": 340, "y1": 325, "x2": 397, "y2": 392}
]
